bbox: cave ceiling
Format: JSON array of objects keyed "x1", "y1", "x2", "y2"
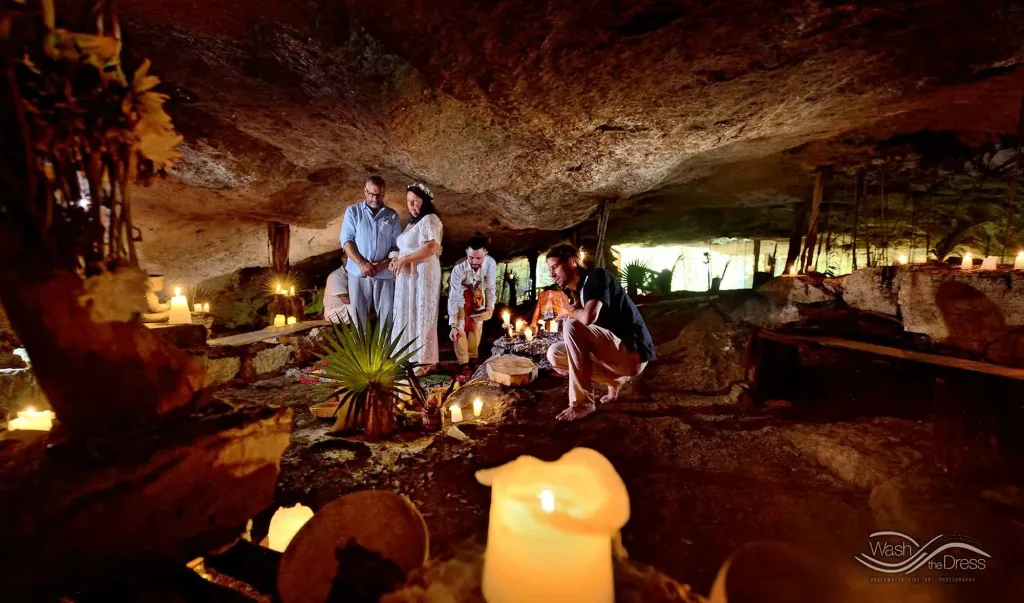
[{"x1": 96, "y1": 0, "x2": 1024, "y2": 282}]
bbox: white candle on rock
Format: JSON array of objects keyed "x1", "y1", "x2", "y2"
[
  {"x1": 524, "y1": 326, "x2": 534, "y2": 342},
  {"x1": 273, "y1": 314, "x2": 286, "y2": 327},
  {"x1": 450, "y1": 404, "x2": 463, "y2": 423},
  {"x1": 981, "y1": 255, "x2": 999, "y2": 271},
  {"x1": 287, "y1": 316, "x2": 297, "y2": 325},
  {"x1": 193, "y1": 302, "x2": 202, "y2": 313},
  {"x1": 515, "y1": 319, "x2": 524, "y2": 333},
  {"x1": 473, "y1": 398, "x2": 483, "y2": 417},
  {"x1": 169, "y1": 286, "x2": 192, "y2": 324},
  {"x1": 1014, "y1": 251, "x2": 1024, "y2": 270},
  {"x1": 549, "y1": 319, "x2": 558, "y2": 334},
  {"x1": 203, "y1": 302, "x2": 210, "y2": 313},
  {"x1": 476, "y1": 448, "x2": 630, "y2": 603},
  {"x1": 267, "y1": 504, "x2": 313, "y2": 552},
  {"x1": 502, "y1": 310, "x2": 511, "y2": 328},
  {"x1": 7, "y1": 407, "x2": 55, "y2": 432},
  {"x1": 961, "y1": 252, "x2": 973, "y2": 270}
]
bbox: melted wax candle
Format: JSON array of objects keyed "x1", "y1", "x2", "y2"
[
  {"x1": 502, "y1": 310, "x2": 511, "y2": 328},
  {"x1": 7, "y1": 407, "x2": 55, "y2": 431},
  {"x1": 980, "y1": 256, "x2": 999, "y2": 271},
  {"x1": 450, "y1": 405, "x2": 463, "y2": 423},
  {"x1": 273, "y1": 314, "x2": 286, "y2": 327},
  {"x1": 266, "y1": 504, "x2": 313, "y2": 552},
  {"x1": 169, "y1": 286, "x2": 192, "y2": 324},
  {"x1": 515, "y1": 319, "x2": 525, "y2": 333},
  {"x1": 523, "y1": 327, "x2": 534, "y2": 342},
  {"x1": 476, "y1": 448, "x2": 629, "y2": 603}
]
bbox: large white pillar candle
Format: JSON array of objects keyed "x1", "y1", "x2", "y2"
[
  {"x1": 7, "y1": 408, "x2": 55, "y2": 431},
  {"x1": 476, "y1": 448, "x2": 630, "y2": 603},
  {"x1": 169, "y1": 286, "x2": 192, "y2": 324},
  {"x1": 1014, "y1": 251, "x2": 1024, "y2": 270},
  {"x1": 266, "y1": 504, "x2": 313, "y2": 552}
]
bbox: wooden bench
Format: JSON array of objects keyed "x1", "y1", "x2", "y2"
[{"x1": 747, "y1": 330, "x2": 1024, "y2": 472}]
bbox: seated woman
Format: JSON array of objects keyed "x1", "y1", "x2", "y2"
[
  {"x1": 324, "y1": 260, "x2": 352, "y2": 324},
  {"x1": 390, "y1": 183, "x2": 443, "y2": 376}
]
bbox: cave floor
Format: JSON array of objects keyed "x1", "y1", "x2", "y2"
[{"x1": 212, "y1": 301, "x2": 1024, "y2": 603}]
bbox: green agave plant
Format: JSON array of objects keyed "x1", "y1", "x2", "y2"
[{"x1": 315, "y1": 319, "x2": 419, "y2": 440}]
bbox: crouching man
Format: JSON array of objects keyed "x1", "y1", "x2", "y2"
[{"x1": 545, "y1": 244, "x2": 655, "y2": 421}]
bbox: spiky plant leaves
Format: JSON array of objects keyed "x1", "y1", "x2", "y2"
[
  {"x1": 621, "y1": 259, "x2": 652, "y2": 297},
  {"x1": 314, "y1": 319, "x2": 419, "y2": 440}
]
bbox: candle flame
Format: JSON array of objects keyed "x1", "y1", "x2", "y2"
[
  {"x1": 174, "y1": 286, "x2": 181, "y2": 296},
  {"x1": 25, "y1": 406, "x2": 35, "y2": 413},
  {"x1": 1018, "y1": 250, "x2": 1024, "y2": 259},
  {"x1": 538, "y1": 489, "x2": 555, "y2": 513}
]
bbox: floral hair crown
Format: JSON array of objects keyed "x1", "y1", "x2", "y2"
[{"x1": 407, "y1": 182, "x2": 433, "y2": 201}]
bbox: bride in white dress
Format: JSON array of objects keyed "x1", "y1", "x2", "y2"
[{"x1": 389, "y1": 183, "x2": 443, "y2": 373}]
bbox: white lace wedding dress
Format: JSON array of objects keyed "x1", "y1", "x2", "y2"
[{"x1": 392, "y1": 213, "x2": 443, "y2": 365}]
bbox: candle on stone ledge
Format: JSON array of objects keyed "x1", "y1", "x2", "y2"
[
  {"x1": 287, "y1": 316, "x2": 297, "y2": 325},
  {"x1": 275, "y1": 284, "x2": 282, "y2": 294},
  {"x1": 980, "y1": 255, "x2": 999, "y2": 271},
  {"x1": 524, "y1": 326, "x2": 534, "y2": 342},
  {"x1": 193, "y1": 302, "x2": 202, "y2": 313},
  {"x1": 787, "y1": 265, "x2": 797, "y2": 276},
  {"x1": 169, "y1": 286, "x2": 192, "y2": 324},
  {"x1": 502, "y1": 310, "x2": 511, "y2": 328},
  {"x1": 476, "y1": 448, "x2": 630, "y2": 603},
  {"x1": 7, "y1": 407, "x2": 55, "y2": 432},
  {"x1": 273, "y1": 314, "x2": 286, "y2": 327},
  {"x1": 203, "y1": 302, "x2": 210, "y2": 313},
  {"x1": 473, "y1": 398, "x2": 483, "y2": 417},
  {"x1": 515, "y1": 319, "x2": 525, "y2": 333},
  {"x1": 549, "y1": 319, "x2": 558, "y2": 334},
  {"x1": 897, "y1": 254, "x2": 908, "y2": 266},
  {"x1": 450, "y1": 404, "x2": 464, "y2": 423},
  {"x1": 289, "y1": 285, "x2": 295, "y2": 296},
  {"x1": 1014, "y1": 251, "x2": 1024, "y2": 270},
  {"x1": 961, "y1": 252, "x2": 974, "y2": 271},
  {"x1": 266, "y1": 503, "x2": 313, "y2": 553}
]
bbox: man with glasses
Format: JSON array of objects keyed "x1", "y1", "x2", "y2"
[{"x1": 340, "y1": 175, "x2": 401, "y2": 327}]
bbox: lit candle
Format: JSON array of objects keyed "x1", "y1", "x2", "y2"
[
  {"x1": 515, "y1": 319, "x2": 525, "y2": 333},
  {"x1": 273, "y1": 314, "x2": 286, "y2": 327},
  {"x1": 7, "y1": 407, "x2": 55, "y2": 431},
  {"x1": 266, "y1": 504, "x2": 313, "y2": 552},
  {"x1": 897, "y1": 255, "x2": 908, "y2": 265},
  {"x1": 275, "y1": 284, "x2": 282, "y2": 294},
  {"x1": 549, "y1": 319, "x2": 558, "y2": 334},
  {"x1": 169, "y1": 286, "x2": 192, "y2": 324},
  {"x1": 1014, "y1": 251, "x2": 1024, "y2": 270},
  {"x1": 507, "y1": 327, "x2": 514, "y2": 339},
  {"x1": 287, "y1": 316, "x2": 297, "y2": 325},
  {"x1": 787, "y1": 265, "x2": 797, "y2": 276},
  {"x1": 473, "y1": 398, "x2": 483, "y2": 417},
  {"x1": 193, "y1": 303, "x2": 202, "y2": 313},
  {"x1": 961, "y1": 252, "x2": 973, "y2": 270},
  {"x1": 476, "y1": 448, "x2": 630, "y2": 603},
  {"x1": 203, "y1": 302, "x2": 210, "y2": 313},
  {"x1": 450, "y1": 405, "x2": 463, "y2": 423},
  {"x1": 289, "y1": 285, "x2": 295, "y2": 296},
  {"x1": 502, "y1": 310, "x2": 511, "y2": 328},
  {"x1": 980, "y1": 255, "x2": 998, "y2": 271},
  {"x1": 524, "y1": 326, "x2": 534, "y2": 342}
]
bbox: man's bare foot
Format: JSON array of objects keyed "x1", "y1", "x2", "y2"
[
  {"x1": 556, "y1": 402, "x2": 597, "y2": 421},
  {"x1": 413, "y1": 365, "x2": 434, "y2": 377}
]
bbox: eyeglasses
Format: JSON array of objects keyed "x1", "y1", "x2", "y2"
[{"x1": 364, "y1": 188, "x2": 385, "y2": 199}]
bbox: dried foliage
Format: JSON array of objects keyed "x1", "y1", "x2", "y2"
[{"x1": 2, "y1": 0, "x2": 182, "y2": 276}]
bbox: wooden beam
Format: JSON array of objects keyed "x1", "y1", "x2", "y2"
[
  {"x1": 752, "y1": 238, "x2": 761, "y2": 280},
  {"x1": 783, "y1": 200, "x2": 809, "y2": 274},
  {"x1": 852, "y1": 170, "x2": 863, "y2": 269},
  {"x1": 268, "y1": 221, "x2": 290, "y2": 274},
  {"x1": 801, "y1": 169, "x2": 825, "y2": 272},
  {"x1": 757, "y1": 331, "x2": 1024, "y2": 380},
  {"x1": 594, "y1": 199, "x2": 613, "y2": 269}
]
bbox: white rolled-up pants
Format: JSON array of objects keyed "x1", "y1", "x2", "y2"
[{"x1": 546, "y1": 318, "x2": 646, "y2": 405}]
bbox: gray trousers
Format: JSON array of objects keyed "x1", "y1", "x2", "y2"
[{"x1": 347, "y1": 275, "x2": 395, "y2": 328}]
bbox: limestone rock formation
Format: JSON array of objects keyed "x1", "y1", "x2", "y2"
[{"x1": 84, "y1": 0, "x2": 1024, "y2": 284}]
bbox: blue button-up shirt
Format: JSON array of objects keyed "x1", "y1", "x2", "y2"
[{"x1": 340, "y1": 201, "x2": 402, "y2": 280}]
